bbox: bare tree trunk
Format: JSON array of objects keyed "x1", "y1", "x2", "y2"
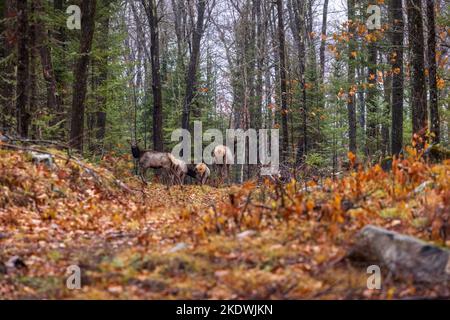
[
  {"x1": 54, "y1": 0, "x2": 67, "y2": 132},
  {"x1": 69, "y1": 0, "x2": 97, "y2": 151},
  {"x1": 407, "y1": 0, "x2": 427, "y2": 137},
  {"x1": 366, "y1": 27, "x2": 378, "y2": 156},
  {"x1": 382, "y1": 66, "x2": 392, "y2": 156},
  {"x1": 427, "y1": 0, "x2": 439, "y2": 143},
  {"x1": 94, "y1": 0, "x2": 111, "y2": 155},
  {"x1": 142, "y1": 0, "x2": 164, "y2": 151},
  {"x1": 319, "y1": 0, "x2": 329, "y2": 82},
  {"x1": 16, "y1": 0, "x2": 30, "y2": 137},
  {"x1": 181, "y1": 0, "x2": 207, "y2": 130},
  {"x1": 35, "y1": 0, "x2": 61, "y2": 118},
  {"x1": 391, "y1": 0, "x2": 404, "y2": 155},
  {"x1": 276, "y1": 0, "x2": 289, "y2": 160},
  {"x1": 290, "y1": 0, "x2": 307, "y2": 164},
  {"x1": 0, "y1": 0, "x2": 15, "y2": 132},
  {"x1": 29, "y1": 0, "x2": 38, "y2": 138},
  {"x1": 347, "y1": 0, "x2": 357, "y2": 154},
  {"x1": 357, "y1": 65, "x2": 366, "y2": 130},
  {"x1": 254, "y1": 0, "x2": 266, "y2": 131}
]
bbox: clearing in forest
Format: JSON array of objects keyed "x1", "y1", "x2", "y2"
[{"x1": 0, "y1": 148, "x2": 449, "y2": 299}]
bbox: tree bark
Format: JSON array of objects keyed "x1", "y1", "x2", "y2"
[
  {"x1": 181, "y1": 0, "x2": 207, "y2": 131},
  {"x1": 407, "y1": 0, "x2": 427, "y2": 137},
  {"x1": 16, "y1": 0, "x2": 30, "y2": 137},
  {"x1": 94, "y1": 0, "x2": 111, "y2": 155},
  {"x1": 142, "y1": 0, "x2": 164, "y2": 151},
  {"x1": 390, "y1": 0, "x2": 404, "y2": 155},
  {"x1": 427, "y1": 0, "x2": 439, "y2": 143},
  {"x1": 319, "y1": 0, "x2": 329, "y2": 82},
  {"x1": 69, "y1": 0, "x2": 97, "y2": 151},
  {"x1": 35, "y1": 0, "x2": 61, "y2": 117},
  {"x1": 276, "y1": 0, "x2": 289, "y2": 161},
  {"x1": 289, "y1": 0, "x2": 308, "y2": 163},
  {"x1": 382, "y1": 67, "x2": 391, "y2": 156},
  {"x1": 54, "y1": 0, "x2": 67, "y2": 131},
  {"x1": 366, "y1": 30, "x2": 378, "y2": 156},
  {"x1": 0, "y1": 0, "x2": 15, "y2": 131},
  {"x1": 29, "y1": 0, "x2": 38, "y2": 138},
  {"x1": 347, "y1": 0, "x2": 357, "y2": 154}
]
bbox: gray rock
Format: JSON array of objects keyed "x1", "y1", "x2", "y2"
[
  {"x1": 168, "y1": 242, "x2": 188, "y2": 253},
  {"x1": 413, "y1": 180, "x2": 433, "y2": 194},
  {"x1": 236, "y1": 230, "x2": 257, "y2": 240},
  {"x1": 30, "y1": 151, "x2": 54, "y2": 168},
  {"x1": 5, "y1": 256, "x2": 27, "y2": 270},
  {"x1": 348, "y1": 225, "x2": 450, "y2": 283}
]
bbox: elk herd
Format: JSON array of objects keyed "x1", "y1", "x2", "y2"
[{"x1": 130, "y1": 141, "x2": 232, "y2": 186}]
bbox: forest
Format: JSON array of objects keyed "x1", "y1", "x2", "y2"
[{"x1": 0, "y1": 0, "x2": 449, "y2": 300}]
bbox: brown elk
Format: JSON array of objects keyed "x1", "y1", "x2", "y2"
[
  {"x1": 195, "y1": 163, "x2": 210, "y2": 185},
  {"x1": 167, "y1": 153, "x2": 187, "y2": 185},
  {"x1": 213, "y1": 145, "x2": 233, "y2": 185},
  {"x1": 186, "y1": 163, "x2": 210, "y2": 185},
  {"x1": 130, "y1": 142, "x2": 174, "y2": 185}
]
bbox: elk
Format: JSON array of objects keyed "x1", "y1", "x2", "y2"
[
  {"x1": 195, "y1": 163, "x2": 210, "y2": 185},
  {"x1": 167, "y1": 153, "x2": 188, "y2": 185},
  {"x1": 130, "y1": 142, "x2": 173, "y2": 184},
  {"x1": 213, "y1": 144, "x2": 233, "y2": 185}
]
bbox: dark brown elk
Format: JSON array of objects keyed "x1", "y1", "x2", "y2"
[{"x1": 213, "y1": 145, "x2": 233, "y2": 185}]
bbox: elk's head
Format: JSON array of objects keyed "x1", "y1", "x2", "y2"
[{"x1": 127, "y1": 139, "x2": 142, "y2": 159}]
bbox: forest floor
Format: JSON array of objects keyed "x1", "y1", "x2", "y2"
[{"x1": 0, "y1": 146, "x2": 449, "y2": 299}]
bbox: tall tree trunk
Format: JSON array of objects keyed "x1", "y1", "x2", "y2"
[
  {"x1": 427, "y1": 0, "x2": 439, "y2": 143},
  {"x1": 254, "y1": 0, "x2": 265, "y2": 131},
  {"x1": 347, "y1": 0, "x2": 357, "y2": 154},
  {"x1": 171, "y1": 0, "x2": 187, "y2": 111},
  {"x1": 29, "y1": 0, "x2": 38, "y2": 138},
  {"x1": 276, "y1": 0, "x2": 289, "y2": 160},
  {"x1": 390, "y1": 0, "x2": 404, "y2": 155},
  {"x1": 319, "y1": 0, "x2": 329, "y2": 82},
  {"x1": 382, "y1": 66, "x2": 392, "y2": 156},
  {"x1": 366, "y1": 28, "x2": 378, "y2": 156},
  {"x1": 290, "y1": 0, "x2": 307, "y2": 163},
  {"x1": 142, "y1": 0, "x2": 164, "y2": 151},
  {"x1": 94, "y1": 0, "x2": 110, "y2": 155},
  {"x1": 35, "y1": 0, "x2": 60, "y2": 117},
  {"x1": 181, "y1": 0, "x2": 207, "y2": 130},
  {"x1": 69, "y1": 0, "x2": 97, "y2": 151},
  {"x1": 0, "y1": 0, "x2": 15, "y2": 131},
  {"x1": 54, "y1": 0, "x2": 66, "y2": 132},
  {"x1": 357, "y1": 65, "x2": 366, "y2": 130},
  {"x1": 407, "y1": 0, "x2": 427, "y2": 137},
  {"x1": 16, "y1": 0, "x2": 30, "y2": 137}
]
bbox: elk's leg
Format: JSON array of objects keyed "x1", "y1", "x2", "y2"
[
  {"x1": 200, "y1": 173, "x2": 205, "y2": 185},
  {"x1": 223, "y1": 165, "x2": 227, "y2": 185},
  {"x1": 179, "y1": 172, "x2": 185, "y2": 189},
  {"x1": 166, "y1": 169, "x2": 173, "y2": 189},
  {"x1": 140, "y1": 167, "x2": 148, "y2": 185},
  {"x1": 202, "y1": 173, "x2": 209, "y2": 185}
]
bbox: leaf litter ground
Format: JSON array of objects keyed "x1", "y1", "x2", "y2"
[{"x1": 0, "y1": 148, "x2": 449, "y2": 299}]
